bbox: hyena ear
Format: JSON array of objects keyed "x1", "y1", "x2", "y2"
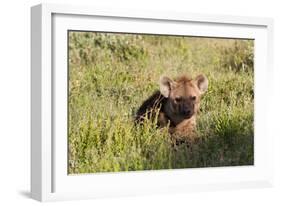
[
  {"x1": 195, "y1": 74, "x2": 208, "y2": 94},
  {"x1": 159, "y1": 76, "x2": 175, "y2": 98}
]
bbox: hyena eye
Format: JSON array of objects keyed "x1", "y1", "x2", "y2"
[{"x1": 191, "y1": 96, "x2": 196, "y2": 101}]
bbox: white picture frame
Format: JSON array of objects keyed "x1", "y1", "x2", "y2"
[{"x1": 31, "y1": 3, "x2": 274, "y2": 202}]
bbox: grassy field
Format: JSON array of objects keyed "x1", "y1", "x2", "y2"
[{"x1": 68, "y1": 32, "x2": 254, "y2": 174}]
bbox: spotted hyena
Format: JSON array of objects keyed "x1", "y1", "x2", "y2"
[{"x1": 135, "y1": 74, "x2": 208, "y2": 141}]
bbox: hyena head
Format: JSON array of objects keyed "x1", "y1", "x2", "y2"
[{"x1": 159, "y1": 74, "x2": 208, "y2": 125}]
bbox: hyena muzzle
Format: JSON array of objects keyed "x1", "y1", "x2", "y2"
[{"x1": 135, "y1": 74, "x2": 208, "y2": 141}]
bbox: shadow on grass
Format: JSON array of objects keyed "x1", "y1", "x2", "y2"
[{"x1": 172, "y1": 115, "x2": 254, "y2": 169}]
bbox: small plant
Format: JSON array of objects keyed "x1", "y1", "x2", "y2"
[
  {"x1": 218, "y1": 40, "x2": 254, "y2": 72},
  {"x1": 69, "y1": 32, "x2": 147, "y2": 65}
]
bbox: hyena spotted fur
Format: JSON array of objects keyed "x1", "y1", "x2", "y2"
[{"x1": 135, "y1": 74, "x2": 208, "y2": 141}]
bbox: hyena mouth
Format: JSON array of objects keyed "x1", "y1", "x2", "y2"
[{"x1": 182, "y1": 111, "x2": 194, "y2": 119}]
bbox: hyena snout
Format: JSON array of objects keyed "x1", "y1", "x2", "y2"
[
  {"x1": 180, "y1": 101, "x2": 194, "y2": 118},
  {"x1": 182, "y1": 106, "x2": 192, "y2": 117}
]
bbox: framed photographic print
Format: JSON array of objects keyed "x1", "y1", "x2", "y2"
[{"x1": 31, "y1": 3, "x2": 274, "y2": 201}]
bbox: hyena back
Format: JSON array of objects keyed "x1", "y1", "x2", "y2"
[{"x1": 135, "y1": 74, "x2": 208, "y2": 141}]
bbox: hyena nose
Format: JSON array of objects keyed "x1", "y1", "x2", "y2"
[{"x1": 183, "y1": 108, "x2": 191, "y2": 116}]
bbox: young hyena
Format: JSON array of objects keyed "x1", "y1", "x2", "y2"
[{"x1": 135, "y1": 74, "x2": 208, "y2": 141}]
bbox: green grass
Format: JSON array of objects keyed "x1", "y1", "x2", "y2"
[{"x1": 68, "y1": 32, "x2": 254, "y2": 174}]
